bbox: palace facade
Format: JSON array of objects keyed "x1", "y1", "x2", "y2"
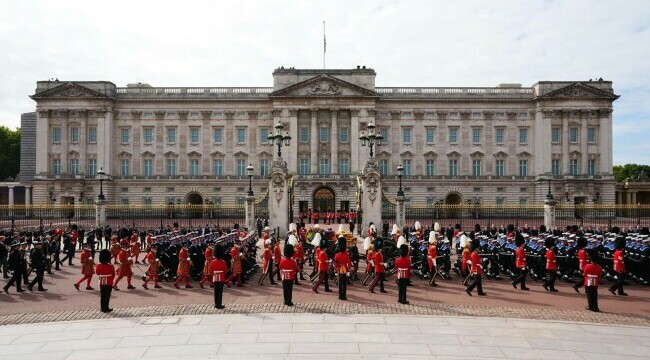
[{"x1": 28, "y1": 67, "x2": 619, "y2": 212}]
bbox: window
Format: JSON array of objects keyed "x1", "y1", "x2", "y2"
[
  {"x1": 426, "y1": 160, "x2": 435, "y2": 176},
  {"x1": 143, "y1": 197, "x2": 153, "y2": 206},
  {"x1": 121, "y1": 128, "x2": 130, "y2": 144},
  {"x1": 237, "y1": 128, "x2": 246, "y2": 144},
  {"x1": 52, "y1": 127, "x2": 61, "y2": 143},
  {"x1": 519, "y1": 198, "x2": 528, "y2": 206},
  {"x1": 167, "y1": 128, "x2": 176, "y2": 144},
  {"x1": 70, "y1": 127, "x2": 79, "y2": 143},
  {"x1": 120, "y1": 159, "x2": 130, "y2": 176},
  {"x1": 402, "y1": 159, "x2": 411, "y2": 176},
  {"x1": 260, "y1": 128, "x2": 269, "y2": 144},
  {"x1": 213, "y1": 159, "x2": 223, "y2": 176},
  {"x1": 87, "y1": 159, "x2": 97, "y2": 176},
  {"x1": 167, "y1": 159, "x2": 176, "y2": 176},
  {"x1": 569, "y1": 127, "x2": 578, "y2": 143},
  {"x1": 496, "y1": 197, "x2": 505, "y2": 206},
  {"x1": 144, "y1": 187, "x2": 151, "y2": 193},
  {"x1": 426, "y1": 197, "x2": 434, "y2": 206},
  {"x1": 213, "y1": 128, "x2": 223, "y2": 144},
  {"x1": 402, "y1": 128, "x2": 412, "y2": 144},
  {"x1": 52, "y1": 159, "x2": 61, "y2": 175},
  {"x1": 449, "y1": 128, "x2": 458, "y2": 144},
  {"x1": 552, "y1": 127, "x2": 560, "y2": 144},
  {"x1": 143, "y1": 159, "x2": 153, "y2": 177},
  {"x1": 121, "y1": 198, "x2": 129, "y2": 205},
  {"x1": 495, "y1": 159, "x2": 505, "y2": 176},
  {"x1": 319, "y1": 159, "x2": 330, "y2": 175},
  {"x1": 519, "y1": 159, "x2": 528, "y2": 176},
  {"x1": 570, "y1": 159, "x2": 579, "y2": 176},
  {"x1": 340, "y1": 127, "x2": 349, "y2": 143},
  {"x1": 426, "y1": 128, "x2": 435, "y2": 144},
  {"x1": 497, "y1": 187, "x2": 505, "y2": 193},
  {"x1": 379, "y1": 159, "x2": 388, "y2": 176},
  {"x1": 552, "y1": 159, "x2": 561, "y2": 176},
  {"x1": 472, "y1": 159, "x2": 481, "y2": 176},
  {"x1": 319, "y1": 127, "x2": 329, "y2": 143},
  {"x1": 380, "y1": 128, "x2": 389, "y2": 144},
  {"x1": 339, "y1": 159, "x2": 349, "y2": 175},
  {"x1": 587, "y1": 127, "x2": 596, "y2": 143},
  {"x1": 260, "y1": 159, "x2": 269, "y2": 176},
  {"x1": 519, "y1": 128, "x2": 528, "y2": 145},
  {"x1": 299, "y1": 159, "x2": 310, "y2": 175},
  {"x1": 88, "y1": 127, "x2": 97, "y2": 144},
  {"x1": 236, "y1": 159, "x2": 246, "y2": 176},
  {"x1": 588, "y1": 159, "x2": 596, "y2": 176},
  {"x1": 190, "y1": 128, "x2": 200, "y2": 144},
  {"x1": 190, "y1": 159, "x2": 200, "y2": 176},
  {"x1": 495, "y1": 128, "x2": 504, "y2": 145},
  {"x1": 143, "y1": 128, "x2": 153, "y2": 144},
  {"x1": 449, "y1": 159, "x2": 458, "y2": 176},
  {"x1": 472, "y1": 128, "x2": 481, "y2": 144},
  {"x1": 300, "y1": 127, "x2": 309, "y2": 143},
  {"x1": 65, "y1": 159, "x2": 77, "y2": 176}
]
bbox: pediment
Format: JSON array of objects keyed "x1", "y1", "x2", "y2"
[
  {"x1": 423, "y1": 151, "x2": 438, "y2": 158},
  {"x1": 187, "y1": 151, "x2": 202, "y2": 157},
  {"x1": 269, "y1": 75, "x2": 378, "y2": 98},
  {"x1": 400, "y1": 151, "x2": 415, "y2": 158},
  {"x1": 210, "y1": 151, "x2": 225, "y2": 157},
  {"x1": 376, "y1": 151, "x2": 392, "y2": 158},
  {"x1": 164, "y1": 151, "x2": 179, "y2": 157},
  {"x1": 31, "y1": 82, "x2": 112, "y2": 100},
  {"x1": 258, "y1": 151, "x2": 272, "y2": 157},
  {"x1": 536, "y1": 83, "x2": 619, "y2": 101},
  {"x1": 517, "y1": 151, "x2": 532, "y2": 158},
  {"x1": 140, "y1": 151, "x2": 155, "y2": 157},
  {"x1": 493, "y1": 151, "x2": 508, "y2": 158},
  {"x1": 470, "y1": 151, "x2": 485, "y2": 158},
  {"x1": 233, "y1": 151, "x2": 248, "y2": 157},
  {"x1": 117, "y1": 151, "x2": 132, "y2": 157},
  {"x1": 447, "y1": 151, "x2": 462, "y2": 157}
]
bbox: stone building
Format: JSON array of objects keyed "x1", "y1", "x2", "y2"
[{"x1": 28, "y1": 67, "x2": 618, "y2": 212}]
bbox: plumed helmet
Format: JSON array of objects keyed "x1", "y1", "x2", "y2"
[
  {"x1": 397, "y1": 235, "x2": 406, "y2": 248},
  {"x1": 544, "y1": 237, "x2": 555, "y2": 249},
  {"x1": 264, "y1": 239, "x2": 272, "y2": 246},
  {"x1": 370, "y1": 224, "x2": 376, "y2": 232},
  {"x1": 429, "y1": 231, "x2": 437, "y2": 244},
  {"x1": 337, "y1": 237, "x2": 347, "y2": 253},
  {"x1": 391, "y1": 224, "x2": 399, "y2": 235},
  {"x1": 313, "y1": 224, "x2": 320, "y2": 229},
  {"x1": 311, "y1": 232, "x2": 322, "y2": 247},
  {"x1": 415, "y1": 221, "x2": 422, "y2": 231},
  {"x1": 264, "y1": 226, "x2": 270, "y2": 231},
  {"x1": 577, "y1": 237, "x2": 588, "y2": 249},
  {"x1": 288, "y1": 234, "x2": 298, "y2": 246},
  {"x1": 515, "y1": 233, "x2": 525, "y2": 247},
  {"x1": 615, "y1": 236, "x2": 626, "y2": 250},
  {"x1": 363, "y1": 237, "x2": 371, "y2": 251},
  {"x1": 283, "y1": 243, "x2": 294, "y2": 258},
  {"x1": 289, "y1": 223, "x2": 297, "y2": 233},
  {"x1": 99, "y1": 249, "x2": 111, "y2": 264},
  {"x1": 460, "y1": 234, "x2": 469, "y2": 249},
  {"x1": 434, "y1": 222, "x2": 441, "y2": 232}
]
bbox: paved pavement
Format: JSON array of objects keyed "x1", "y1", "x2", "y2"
[{"x1": 0, "y1": 313, "x2": 649, "y2": 360}]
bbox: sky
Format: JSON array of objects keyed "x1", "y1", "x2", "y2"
[{"x1": 0, "y1": 0, "x2": 648, "y2": 164}]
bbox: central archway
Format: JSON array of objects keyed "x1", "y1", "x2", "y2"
[
  {"x1": 185, "y1": 192, "x2": 203, "y2": 219},
  {"x1": 444, "y1": 192, "x2": 463, "y2": 205},
  {"x1": 313, "y1": 187, "x2": 335, "y2": 212},
  {"x1": 185, "y1": 193, "x2": 203, "y2": 205}
]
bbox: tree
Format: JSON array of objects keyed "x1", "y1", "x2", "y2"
[
  {"x1": 0, "y1": 126, "x2": 20, "y2": 181},
  {"x1": 613, "y1": 164, "x2": 650, "y2": 183}
]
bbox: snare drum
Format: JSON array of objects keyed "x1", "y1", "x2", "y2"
[
  {"x1": 213, "y1": 271, "x2": 225, "y2": 283},
  {"x1": 98, "y1": 275, "x2": 110, "y2": 286},
  {"x1": 281, "y1": 269, "x2": 293, "y2": 281},
  {"x1": 586, "y1": 274, "x2": 598, "y2": 287},
  {"x1": 397, "y1": 268, "x2": 409, "y2": 279}
]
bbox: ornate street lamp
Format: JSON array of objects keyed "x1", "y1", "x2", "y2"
[
  {"x1": 546, "y1": 179, "x2": 554, "y2": 200},
  {"x1": 359, "y1": 122, "x2": 383, "y2": 158},
  {"x1": 97, "y1": 167, "x2": 106, "y2": 202},
  {"x1": 397, "y1": 164, "x2": 404, "y2": 197},
  {"x1": 267, "y1": 122, "x2": 292, "y2": 158},
  {"x1": 247, "y1": 163, "x2": 254, "y2": 196}
]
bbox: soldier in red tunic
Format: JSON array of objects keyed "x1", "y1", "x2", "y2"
[
  {"x1": 199, "y1": 245, "x2": 214, "y2": 289},
  {"x1": 511, "y1": 234, "x2": 530, "y2": 290},
  {"x1": 427, "y1": 233, "x2": 439, "y2": 287},
  {"x1": 573, "y1": 237, "x2": 589, "y2": 293},
  {"x1": 609, "y1": 237, "x2": 628, "y2": 296},
  {"x1": 465, "y1": 239, "x2": 486, "y2": 296},
  {"x1": 96, "y1": 249, "x2": 115, "y2": 313},
  {"x1": 174, "y1": 242, "x2": 192, "y2": 288},
  {"x1": 334, "y1": 237, "x2": 351, "y2": 300},
  {"x1": 362, "y1": 244, "x2": 375, "y2": 286},
  {"x1": 113, "y1": 240, "x2": 135, "y2": 290},
  {"x1": 131, "y1": 237, "x2": 142, "y2": 264},
  {"x1": 395, "y1": 244, "x2": 411, "y2": 304},
  {"x1": 543, "y1": 237, "x2": 558, "y2": 292},
  {"x1": 279, "y1": 243, "x2": 298, "y2": 306},
  {"x1": 226, "y1": 245, "x2": 243, "y2": 287},
  {"x1": 311, "y1": 241, "x2": 331, "y2": 293},
  {"x1": 142, "y1": 244, "x2": 161, "y2": 289},
  {"x1": 259, "y1": 239, "x2": 276, "y2": 285},
  {"x1": 210, "y1": 245, "x2": 228, "y2": 309},
  {"x1": 74, "y1": 244, "x2": 95, "y2": 291},
  {"x1": 293, "y1": 240, "x2": 305, "y2": 283},
  {"x1": 273, "y1": 240, "x2": 282, "y2": 282},
  {"x1": 368, "y1": 243, "x2": 386, "y2": 293},
  {"x1": 110, "y1": 236, "x2": 120, "y2": 264},
  {"x1": 584, "y1": 249, "x2": 603, "y2": 312}
]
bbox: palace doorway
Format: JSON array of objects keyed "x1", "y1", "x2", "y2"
[
  {"x1": 444, "y1": 192, "x2": 463, "y2": 205},
  {"x1": 313, "y1": 187, "x2": 335, "y2": 212},
  {"x1": 185, "y1": 192, "x2": 203, "y2": 219}
]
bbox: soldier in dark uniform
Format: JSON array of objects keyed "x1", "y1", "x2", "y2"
[
  {"x1": 0, "y1": 236, "x2": 8, "y2": 279},
  {"x1": 27, "y1": 240, "x2": 47, "y2": 291},
  {"x1": 20, "y1": 239, "x2": 29, "y2": 285},
  {"x1": 3, "y1": 241, "x2": 24, "y2": 293}
]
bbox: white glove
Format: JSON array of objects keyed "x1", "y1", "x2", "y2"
[
  {"x1": 156, "y1": 258, "x2": 159, "y2": 261},
  {"x1": 346, "y1": 272, "x2": 350, "y2": 276},
  {"x1": 187, "y1": 258, "x2": 191, "y2": 261},
  {"x1": 383, "y1": 263, "x2": 388, "y2": 267}
]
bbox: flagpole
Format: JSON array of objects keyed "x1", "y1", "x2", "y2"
[{"x1": 323, "y1": 21, "x2": 326, "y2": 69}]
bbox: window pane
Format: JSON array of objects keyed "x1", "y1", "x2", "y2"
[
  {"x1": 260, "y1": 159, "x2": 269, "y2": 176},
  {"x1": 552, "y1": 159, "x2": 560, "y2": 176},
  {"x1": 496, "y1": 159, "x2": 504, "y2": 176},
  {"x1": 340, "y1": 127, "x2": 349, "y2": 143},
  {"x1": 167, "y1": 128, "x2": 176, "y2": 143},
  {"x1": 299, "y1": 159, "x2": 309, "y2": 175},
  {"x1": 213, "y1": 128, "x2": 223, "y2": 143},
  {"x1": 519, "y1": 160, "x2": 527, "y2": 176},
  {"x1": 52, "y1": 159, "x2": 61, "y2": 175},
  {"x1": 380, "y1": 128, "x2": 389, "y2": 144},
  {"x1": 587, "y1": 127, "x2": 596, "y2": 143},
  {"x1": 319, "y1": 159, "x2": 329, "y2": 175},
  {"x1": 472, "y1": 129, "x2": 481, "y2": 144},
  {"x1": 121, "y1": 159, "x2": 130, "y2": 176},
  {"x1": 449, "y1": 128, "x2": 458, "y2": 144},
  {"x1": 403, "y1": 128, "x2": 411, "y2": 143},
  {"x1": 495, "y1": 128, "x2": 504, "y2": 144},
  {"x1": 426, "y1": 128, "x2": 435, "y2": 144},
  {"x1": 570, "y1": 128, "x2": 578, "y2": 143},
  {"x1": 320, "y1": 127, "x2": 329, "y2": 143},
  {"x1": 588, "y1": 159, "x2": 596, "y2": 175},
  {"x1": 144, "y1": 128, "x2": 153, "y2": 144},
  {"x1": 88, "y1": 127, "x2": 97, "y2": 143},
  {"x1": 167, "y1": 159, "x2": 176, "y2": 175},
  {"x1": 339, "y1": 159, "x2": 349, "y2": 175},
  {"x1": 143, "y1": 159, "x2": 153, "y2": 177},
  {"x1": 519, "y1": 129, "x2": 527, "y2": 144},
  {"x1": 237, "y1": 160, "x2": 246, "y2": 176},
  {"x1": 191, "y1": 128, "x2": 200, "y2": 144},
  {"x1": 379, "y1": 159, "x2": 388, "y2": 176},
  {"x1": 237, "y1": 128, "x2": 246, "y2": 144},
  {"x1": 121, "y1": 128, "x2": 129, "y2": 144},
  {"x1": 190, "y1": 159, "x2": 199, "y2": 175},
  {"x1": 88, "y1": 159, "x2": 97, "y2": 176},
  {"x1": 260, "y1": 128, "x2": 269, "y2": 144},
  {"x1": 300, "y1": 127, "x2": 309, "y2": 143},
  {"x1": 70, "y1": 159, "x2": 79, "y2": 175},
  {"x1": 403, "y1": 159, "x2": 411, "y2": 176},
  {"x1": 449, "y1": 159, "x2": 458, "y2": 176},
  {"x1": 71, "y1": 127, "x2": 79, "y2": 143},
  {"x1": 551, "y1": 127, "x2": 560, "y2": 144},
  {"x1": 472, "y1": 159, "x2": 481, "y2": 176},
  {"x1": 53, "y1": 127, "x2": 61, "y2": 143},
  {"x1": 426, "y1": 160, "x2": 435, "y2": 176},
  {"x1": 213, "y1": 159, "x2": 223, "y2": 176}
]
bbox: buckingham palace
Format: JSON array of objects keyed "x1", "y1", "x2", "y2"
[{"x1": 26, "y1": 67, "x2": 619, "y2": 212}]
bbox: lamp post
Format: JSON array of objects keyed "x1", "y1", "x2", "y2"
[
  {"x1": 247, "y1": 164, "x2": 254, "y2": 196},
  {"x1": 267, "y1": 122, "x2": 292, "y2": 158},
  {"x1": 97, "y1": 167, "x2": 106, "y2": 202},
  {"x1": 359, "y1": 122, "x2": 383, "y2": 158},
  {"x1": 546, "y1": 179, "x2": 554, "y2": 200},
  {"x1": 397, "y1": 164, "x2": 404, "y2": 197}
]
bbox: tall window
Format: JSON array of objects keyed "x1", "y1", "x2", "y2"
[
  {"x1": 472, "y1": 159, "x2": 481, "y2": 176},
  {"x1": 87, "y1": 159, "x2": 97, "y2": 176},
  {"x1": 70, "y1": 127, "x2": 79, "y2": 143},
  {"x1": 496, "y1": 197, "x2": 505, "y2": 206},
  {"x1": 70, "y1": 159, "x2": 79, "y2": 175},
  {"x1": 339, "y1": 159, "x2": 349, "y2": 175},
  {"x1": 552, "y1": 159, "x2": 561, "y2": 176},
  {"x1": 190, "y1": 159, "x2": 200, "y2": 176},
  {"x1": 551, "y1": 127, "x2": 560, "y2": 144},
  {"x1": 402, "y1": 128, "x2": 412, "y2": 144},
  {"x1": 120, "y1": 159, "x2": 130, "y2": 176},
  {"x1": 88, "y1": 127, "x2": 97, "y2": 144},
  {"x1": 319, "y1": 127, "x2": 329, "y2": 143},
  {"x1": 426, "y1": 128, "x2": 435, "y2": 144},
  {"x1": 380, "y1": 128, "x2": 389, "y2": 144},
  {"x1": 569, "y1": 127, "x2": 578, "y2": 143},
  {"x1": 213, "y1": 159, "x2": 223, "y2": 176},
  {"x1": 213, "y1": 128, "x2": 223, "y2": 144},
  {"x1": 319, "y1": 159, "x2": 330, "y2": 175},
  {"x1": 190, "y1": 128, "x2": 200, "y2": 144},
  {"x1": 495, "y1": 128, "x2": 504, "y2": 145},
  {"x1": 237, "y1": 128, "x2": 246, "y2": 144},
  {"x1": 52, "y1": 159, "x2": 61, "y2": 175},
  {"x1": 299, "y1": 158, "x2": 310, "y2": 175},
  {"x1": 519, "y1": 159, "x2": 528, "y2": 176},
  {"x1": 587, "y1": 127, "x2": 596, "y2": 143},
  {"x1": 449, "y1": 159, "x2": 458, "y2": 176},
  {"x1": 167, "y1": 159, "x2": 176, "y2": 176},
  {"x1": 570, "y1": 159, "x2": 579, "y2": 176},
  {"x1": 426, "y1": 160, "x2": 435, "y2": 176},
  {"x1": 495, "y1": 159, "x2": 505, "y2": 176},
  {"x1": 472, "y1": 128, "x2": 481, "y2": 144},
  {"x1": 236, "y1": 159, "x2": 246, "y2": 176},
  {"x1": 143, "y1": 159, "x2": 153, "y2": 177},
  {"x1": 167, "y1": 128, "x2": 176, "y2": 144},
  {"x1": 340, "y1": 127, "x2": 349, "y2": 143},
  {"x1": 121, "y1": 128, "x2": 130, "y2": 144},
  {"x1": 402, "y1": 159, "x2": 411, "y2": 176},
  {"x1": 449, "y1": 128, "x2": 458, "y2": 144},
  {"x1": 299, "y1": 127, "x2": 309, "y2": 143},
  {"x1": 143, "y1": 197, "x2": 153, "y2": 206},
  {"x1": 260, "y1": 128, "x2": 269, "y2": 144},
  {"x1": 588, "y1": 159, "x2": 596, "y2": 176},
  {"x1": 519, "y1": 128, "x2": 528, "y2": 145},
  {"x1": 260, "y1": 159, "x2": 269, "y2": 176},
  {"x1": 53, "y1": 127, "x2": 61, "y2": 143},
  {"x1": 379, "y1": 159, "x2": 388, "y2": 176},
  {"x1": 143, "y1": 128, "x2": 153, "y2": 144}
]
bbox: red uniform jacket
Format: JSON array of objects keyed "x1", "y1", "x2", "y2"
[
  {"x1": 263, "y1": 248, "x2": 272, "y2": 272},
  {"x1": 334, "y1": 252, "x2": 352, "y2": 274},
  {"x1": 461, "y1": 249, "x2": 471, "y2": 271},
  {"x1": 145, "y1": 252, "x2": 159, "y2": 276},
  {"x1": 203, "y1": 247, "x2": 214, "y2": 275},
  {"x1": 96, "y1": 263, "x2": 115, "y2": 286},
  {"x1": 273, "y1": 245, "x2": 281, "y2": 263},
  {"x1": 395, "y1": 256, "x2": 411, "y2": 279},
  {"x1": 317, "y1": 250, "x2": 329, "y2": 271},
  {"x1": 80, "y1": 250, "x2": 95, "y2": 276},
  {"x1": 374, "y1": 252, "x2": 385, "y2": 274},
  {"x1": 470, "y1": 251, "x2": 483, "y2": 275},
  {"x1": 427, "y1": 246, "x2": 437, "y2": 270},
  {"x1": 613, "y1": 249, "x2": 625, "y2": 273},
  {"x1": 209, "y1": 258, "x2": 228, "y2": 283},
  {"x1": 583, "y1": 262, "x2": 603, "y2": 287},
  {"x1": 293, "y1": 244, "x2": 304, "y2": 263},
  {"x1": 545, "y1": 250, "x2": 557, "y2": 270},
  {"x1": 279, "y1": 258, "x2": 298, "y2": 281},
  {"x1": 515, "y1": 247, "x2": 527, "y2": 269},
  {"x1": 577, "y1": 249, "x2": 587, "y2": 271},
  {"x1": 365, "y1": 250, "x2": 375, "y2": 273}
]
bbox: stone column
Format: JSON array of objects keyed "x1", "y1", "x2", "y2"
[
  {"x1": 310, "y1": 110, "x2": 318, "y2": 174},
  {"x1": 544, "y1": 197, "x2": 556, "y2": 230},
  {"x1": 288, "y1": 110, "x2": 298, "y2": 173},
  {"x1": 581, "y1": 117, "x2": 588, "y2": 174},
  {"x1": 631, "y1": 192, "x2": 637, "y2": 206},
  {"x1": 268, "y1": 159, "x2": 290, "y2": 234},
  {"x1": 360, "y1": 160, "x2": 382, "y2": 234},
  {"x1": 562, "y1": 114, "x2": 569, "y2": 174},
  {"x1": 245, "y1": 195, "x2": 256, "y2": 232},
  {"x1": 395, "y1": 194, "x2": 406, "y2": 230},
  {"x1": 8, "y1": 186, "x2": 14, "y2": 206},
  {"x1": 331, "y1": 109, "x2": 338, "y2": 174},
  {"x1": 350, "y1": 109, "x2": 360, "y2": 174},
  {"x1": 626, "y1": 192, "x2": 631, "y2": 205},
  {"x1": 25, "y1": 186, "x2": 31, "y2": 206}
]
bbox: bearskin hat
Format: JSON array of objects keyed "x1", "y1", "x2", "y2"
[
  {"x1": 399, "y1": 244, "x2": 409, "y2": 257},
  {"x1": 470, "y1": 238, "x2": 481, "y2": 252},
  {"x1": 337, "y1": 237, "x2": 347, "y2": 253},
  {"x1": 577, "y1": 237, "x2": 588, "y2": 249},
  {"x1": 99, "y1": 249, "x2": 111, "y2": 264},
  {"x1": 544, "y1": 237, "x2": 555, "y2": 249},
  {"x1": 283, "y1": 243, "x2": 294, "y2": 258},
  {"x1": 515, "y1": 233, "x2": 525, "y2": 247},
  {"x1": 615, "y1": 236, "x2": 626, "y2": 250}
]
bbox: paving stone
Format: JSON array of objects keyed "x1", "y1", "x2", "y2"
[
  {"x1": 218, "y1": 342, "x2": 290, "y2": 355},
  {"x1": 359, "y1": 342, "x2": 431, "y2": 356},
  {"x1": 143, "y1": 344, "x2": 221, "y2": 358},
  {"x1": 115, "y1": 334, "x2": 190, "y2": 348},
  {"x1": 289, "y1": 342, "x2": 359, "y2": 354},
  {"x1": 65, "y1": 347, "x2": 148, "y2": 360}
]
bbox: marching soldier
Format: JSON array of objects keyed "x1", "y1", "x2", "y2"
[
  {"x1": 142, "y1": 244, "x2": 161, "y2": 289},
  {"x1": 584, "y1": 249, "x2": 602, "y2": 312},
  {"x1": 334, "y1": 237, "x2": 351, "y2": 300},
  {"x1": 362, "y1": 242, "x2": 375, "y2": 286},
  {"x1": 113, "y1": 240, "x2": 135, "y2": 290},
  {"x1": 293, "y1": 238, "x2": 305, "y2": 283},
  {"x1": 226, "y1": 244, "x2": 243, "y2": 287},
  {"x1": 3, "y1": 241, "x2": 23, "y2": 293},
  {"x1": 259, "y1": 239, "x2": 276, "y2": 286},
  {"x1": 395, "y1": 244, "x2": 411, "y2": 304},
  {"x1": 273, "y1": 239, "x2": 282, "y2": 282},
  {"x1": 543, "y1": 237, "x2": 558, "y2": 292},
  {"x1": 74, "y1": 244, "x2": 95, "y2": 291},
  {"x1": 609, "y1": 237, "x2": 628, "y2": 296},
  {"x1": 131, "y1": 236, "x2": 142, "y2": 264},
  {"x1": 311, "y1": 241, "x2": 331, "y2": 293},
  {"x1": 427, "y1": 232, "x2": 439, "y2": 287},
  {"x1": 174, "y1": 242, "x2": 192, "y2": 289},
  {"x1": 465, "y1": 238, "x2": 486, "y2": 296},
  {"x1": 27, "y1": 239, "x2": 47, "y2": 292},
  {"x1": 368, "y1": 242, "x2": 386, "y2": 293},
  {"x1": 96, "y1": 249, "x2": 115, "y2": 313},
  {"x1": 210, "y1": 245, "x2": 228, "y2": 309},
  {"x1": 110, "y1": 235, "x2": 120, "y2": 264},
  {"x1": 279, "y1": 243, "x2": 298, "y2": 306},
  {"x1": 573, "y1": 237, "x2": 589, "y2": 293},
  {"x1": 511, "y1": 234, "x2": 530, "y2": 290},
  {"x1": 199, "y1": 244, "x2": 214, "y2": 289}
]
